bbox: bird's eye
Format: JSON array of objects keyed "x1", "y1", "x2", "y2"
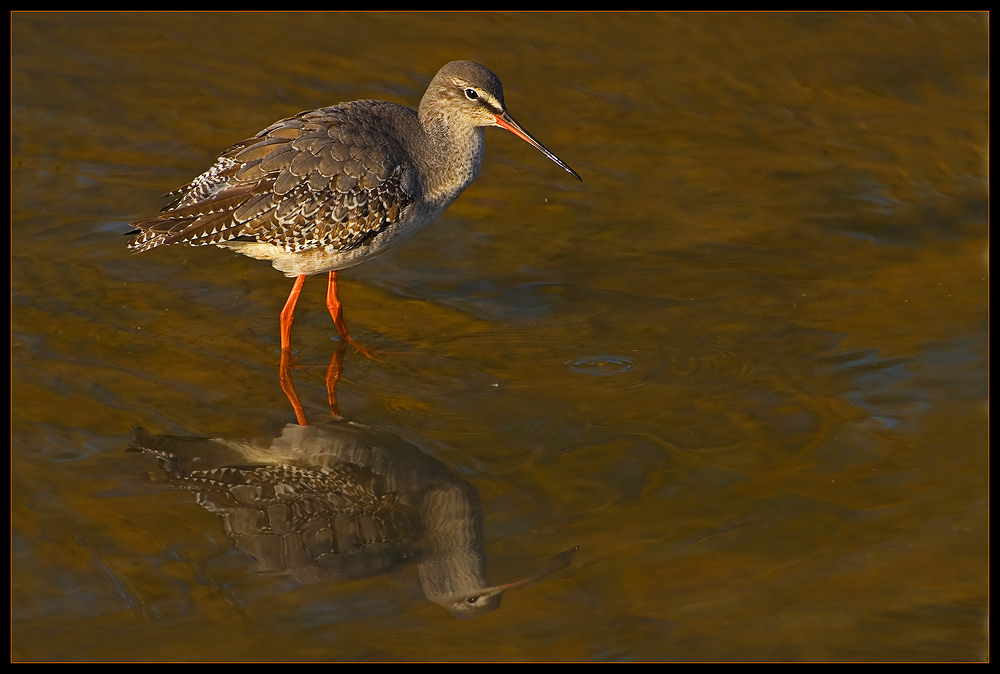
[
  {"x1": 464, "y1": 88, "x2": 479, "y2": 100},
  {"x1": 465, "y1": 595, "x2": 480, "y2": 604}
]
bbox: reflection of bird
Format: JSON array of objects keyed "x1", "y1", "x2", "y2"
[
  {"x1": 130, "y1": 421, "x2": 575, "y2": 618},
  {"x1": 127, "y1": 61, "x2": 581, "y2": 352}
]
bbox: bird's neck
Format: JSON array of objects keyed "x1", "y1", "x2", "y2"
[{"x1": 416, "y1": 110, "x2": 485, "y2": 207}]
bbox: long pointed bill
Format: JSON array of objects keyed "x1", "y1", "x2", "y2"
[
  {"x1": 495, "y1": 112, "x2": 582, "y2": 182},
  {"x1": 476, "y1": 545, "x2": 581, "y2": 596}
]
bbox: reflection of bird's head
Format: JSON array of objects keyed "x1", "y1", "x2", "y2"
[
  {"x1": 416, "y1": 482, "x2": 500, "y2": 618},
  {"x1": 438, "y1": 587, "x2": 506, "y2": 620},
  {"x1": 423, "y1": 542, "x2": 582, "y2": 619}
]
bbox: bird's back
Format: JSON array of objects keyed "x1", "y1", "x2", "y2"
[{"x1": 128, "y1": 101, "x2": 423, "y2": 260}]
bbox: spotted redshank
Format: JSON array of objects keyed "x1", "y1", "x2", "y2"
[
  {"x1": 129, "y1": 416, "x2": 578, "y2": 618},
  {"x1": 128, "y1": 60, "x2": 581, "y2": 352}
]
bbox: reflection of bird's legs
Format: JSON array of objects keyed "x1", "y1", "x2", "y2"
[
  {"x1": 326, "y1": 341, "x2": 347, "y2": 418},
  {"x1": 279, "y1": 347, "x2": 308, "y2": 426}
]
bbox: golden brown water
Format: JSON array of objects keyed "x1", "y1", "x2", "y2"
[{"x1": 13, "y1": 12, "x2": 987, "y2": 661}]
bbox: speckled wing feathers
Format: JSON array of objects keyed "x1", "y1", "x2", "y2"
[{"x1": 128, "y1": 101, "x2": 415, "y2": 255}]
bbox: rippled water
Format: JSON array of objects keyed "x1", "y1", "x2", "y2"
[{"x1": 13, "y1": 12, "x2": 987, "y2": 661}]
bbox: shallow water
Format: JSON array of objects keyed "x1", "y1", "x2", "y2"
[{"x1": 12, "y1": 12, "x2": 987, "y2": 661}]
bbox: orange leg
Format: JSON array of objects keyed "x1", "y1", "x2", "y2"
[
  {"x1": 326, "y1": 271, "x2": 351, "y2": 341},
  {"x1": 327, "y1": 271, "x2": 382, "y2": 361},
  {"x1": 280, "y1": 274, "x2": 307, "y2": 351}
]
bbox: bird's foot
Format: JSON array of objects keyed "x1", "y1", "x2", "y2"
[{"x1": 341, "y1": 336, "x2": 385, "y2": 363}]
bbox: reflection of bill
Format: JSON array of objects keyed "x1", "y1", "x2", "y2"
[{"x1": 129, "y1": 421, "x2": 577, "y2": 619}]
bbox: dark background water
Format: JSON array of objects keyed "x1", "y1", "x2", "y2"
[{"x1": 13, "y1": 12, "x2": 987, "y2": 661}]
